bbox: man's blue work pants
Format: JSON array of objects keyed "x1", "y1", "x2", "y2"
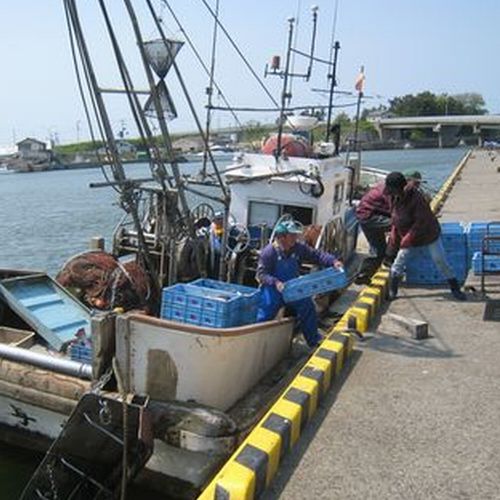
[{"x1": 257, "y1": 285, "x2": 320, "y2": 347}]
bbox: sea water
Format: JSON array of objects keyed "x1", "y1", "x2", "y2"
[{"x1": 0, "y1": 147, "x2": 466, "y2": 495}]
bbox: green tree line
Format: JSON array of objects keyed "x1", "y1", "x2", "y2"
[{"x1": 366, "y1": 91, "x2": 487, "y2": 118}]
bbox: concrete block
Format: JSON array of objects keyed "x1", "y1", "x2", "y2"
[{"x1": 384, "y1": 312, "x2": 429, "y2": 340}]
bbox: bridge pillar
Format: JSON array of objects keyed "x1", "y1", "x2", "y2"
[
  {"x1": 473, "y1": 125, "x2": 482, "y2": 146},
  {"x1": 372, "y1": 121, "x2": 383, "y2": 140},
  {"x1": 433, "y1": 124, "x2": 443, "y2": 148},
  {"x1": 440, "y1": 126, "x2": 460, "y2": 147}
]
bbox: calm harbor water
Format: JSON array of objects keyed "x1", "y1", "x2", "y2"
[{"x1": 0, "y1": 147, "x2": 466, "y2": 497}]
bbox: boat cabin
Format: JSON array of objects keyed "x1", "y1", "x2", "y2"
[{"x1": 222, "y1": 147, "x2": 357, "y2": 263}]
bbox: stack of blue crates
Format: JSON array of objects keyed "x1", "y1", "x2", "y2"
[
  {"x1": 161, "y1": 279, "x2": 260, "y2": 328},
  {"x1": 405, "y1": 222, "x2": 468, "y2": 285},
  {"x1": 282, "y1": 267, "x2": 348, "y2": 304},
  {"x1": 466, "y1": 222, "x2": 500, "y2": 266},
  {"x1": 69, "y1": 343, "x2": 92, "y2": 364}
]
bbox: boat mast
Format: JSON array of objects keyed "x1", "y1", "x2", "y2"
[
  {"x1": 201, "y1": 0, "x2": 220, "y2": 179},
  {"x1": 275, "y1": 17, "x2": 296, "y2": 161}
]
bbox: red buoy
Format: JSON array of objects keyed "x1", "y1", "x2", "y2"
[{"x1": 261, "y1": 134, "x2": 311, "y2": 157}]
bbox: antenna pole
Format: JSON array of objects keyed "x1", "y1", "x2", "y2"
[
  {"x1": 201, "y1": 0, "x2": 220, "y2": 179},
  {"x1": 305, "y1": 6, "x2": 319, "y2": 80},
  {"x1": 275, "y1": 17, "x2": 295, "y2": 160},
  {"x1": 325, "y1": 41, "x2": 340, "y2": 142}
]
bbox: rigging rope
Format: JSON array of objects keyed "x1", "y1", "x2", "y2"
[
  {"x1": 289, "y1": 0, "x2": 302, "y2": 100},
  {"x1": 329, "y1": 0, "x2": 341, "y2": 65},
  {"x1": 201, "y1": 0, "x2": 221, "y2": 178},
  {"x1": 161, "y1": 0, "x2": 242, "y2": 128},
  {"x1": 197, "y1": 0, "x2": 280, "y2": 109}
]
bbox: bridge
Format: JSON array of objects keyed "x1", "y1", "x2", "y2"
[{"x1": 370, "y1": 114, "x2": 500, "y2": 147}]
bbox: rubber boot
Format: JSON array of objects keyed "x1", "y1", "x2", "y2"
[
  {"x1": 389, "y1": 275, "x2": 400, "y2": 300},
  {"x1": 448, "y1": 278, "x2": 467, "y2": 301}
]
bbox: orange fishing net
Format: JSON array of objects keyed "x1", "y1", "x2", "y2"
[{"x1": 56, "y1": 251, "x2": 151, "y2": 312}]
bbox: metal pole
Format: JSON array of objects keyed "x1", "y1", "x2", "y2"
[
  {"x1": 325, "y1": 41, "x2": 340, "y2": 142},
  {"x1": 202, "y1": 0, "x2": 220, "y2": 179},
  {"x1": 353, "y1": 90, "x2": 363, "y2": 152},
  {"x1": 0, "y1": 343, "x2": 92, "y2": 380},
  {"x1": 305, "y1": 6, "x2": 319, "y2": 80},
  {"x1": 276, "y1": 17, "x2": 295, "y2": 161}
]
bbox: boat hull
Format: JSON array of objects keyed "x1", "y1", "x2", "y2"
[{"x1": 116, "y1": 314, "x2": 294, "y2": 410}]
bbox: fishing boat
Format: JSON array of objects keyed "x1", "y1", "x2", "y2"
[{"x1": 0, "y1": 2, "x2": 367, "y2": 497}]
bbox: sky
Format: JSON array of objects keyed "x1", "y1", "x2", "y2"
[{"x1": 0, "y1": 0, "x2": 499, "y2": 147}]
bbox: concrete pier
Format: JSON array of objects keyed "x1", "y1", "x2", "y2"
[{"x1": 264, "y1": 149, "x2": 500, "y2": 499}]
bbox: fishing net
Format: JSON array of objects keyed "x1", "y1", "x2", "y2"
[{"x1": 56, "y1": 251, "x2": 151, "y2": 312}]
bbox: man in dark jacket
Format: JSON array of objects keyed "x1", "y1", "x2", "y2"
[
  {"x1": 356, "y1": 181, "x2": 392, "y2": 260},
  {"x1": 384, "y1": 172, "x2": 466, "y2": 301},
  {"x1": 256, "y1": 220, "x2": 342, "y2": 347}
]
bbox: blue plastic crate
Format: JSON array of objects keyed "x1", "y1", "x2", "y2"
[
  {"x1": 282, "y1": 267, "x2": 347, "y2": 304},
  {"x1": 161, "y1": 279, "x2": 259, "y2": 326},
  {"x1": 189, "y1": 278, "x2": 258, "y2": 296},
  {"x1": 162, "y1": 283, "x2": 239, "y2": 314},
  {"x1": 405, "y1": 222, "x2": 468, "y2": 285},
  {"x1": 472, "y1": 251, "x2": 500, "y2": 274},
  {"x1": 69, "y1": 343, "x2": 92, "y2": 364},
  {"x1": 161, "y1": 284, "x2": 254, "y2": 328},
  {"x1": 162, "y1": 304, "x2": 186, "y2": 322},
  {"x1": 189, "y1": 278, "x2": 261, "y2": 316},
  {"x1": 198, "y1": 309, "x2": 239, "y2": 328},
  {"x1": 467, "y1": 222, "x2": 500, "y2": 261}
]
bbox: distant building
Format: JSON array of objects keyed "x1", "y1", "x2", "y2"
[{"x1": 16, "y1": 138, "x2": 52, "y2": 162}]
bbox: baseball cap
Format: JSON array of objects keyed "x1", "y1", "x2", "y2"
[
  {"x1": 274, "y1": 220, "x2": 303, "y2": 236},
  {"x1": 404, "y1": 170, "x2": 422, "y2": 180}
]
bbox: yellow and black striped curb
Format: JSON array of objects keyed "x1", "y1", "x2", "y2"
[
  {"x1": 430, "y1": 148, "x2": 471, "y2": 214},
  {"x1": 197, "y1": 270, "x2": 390, "y2": 499}
]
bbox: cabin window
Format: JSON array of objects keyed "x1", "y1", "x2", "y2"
[
  {"x1": 248, "y1": 202, "x2": 280, "y2": 227},
  {"x1": 248, "y1": 201, "x2": 314, "y2": 227}
]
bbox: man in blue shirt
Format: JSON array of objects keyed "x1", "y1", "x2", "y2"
[{"x1": 256, "y1": 220, "x2": 343, "y2": 347}]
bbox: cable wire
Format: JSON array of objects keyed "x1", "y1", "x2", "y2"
[
  {"x1": 161, "y1": 0, "x2": 242, "y2": 128},
  {"x1": 197, "y1": 0, "x2": 280, "y2": 109}
]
